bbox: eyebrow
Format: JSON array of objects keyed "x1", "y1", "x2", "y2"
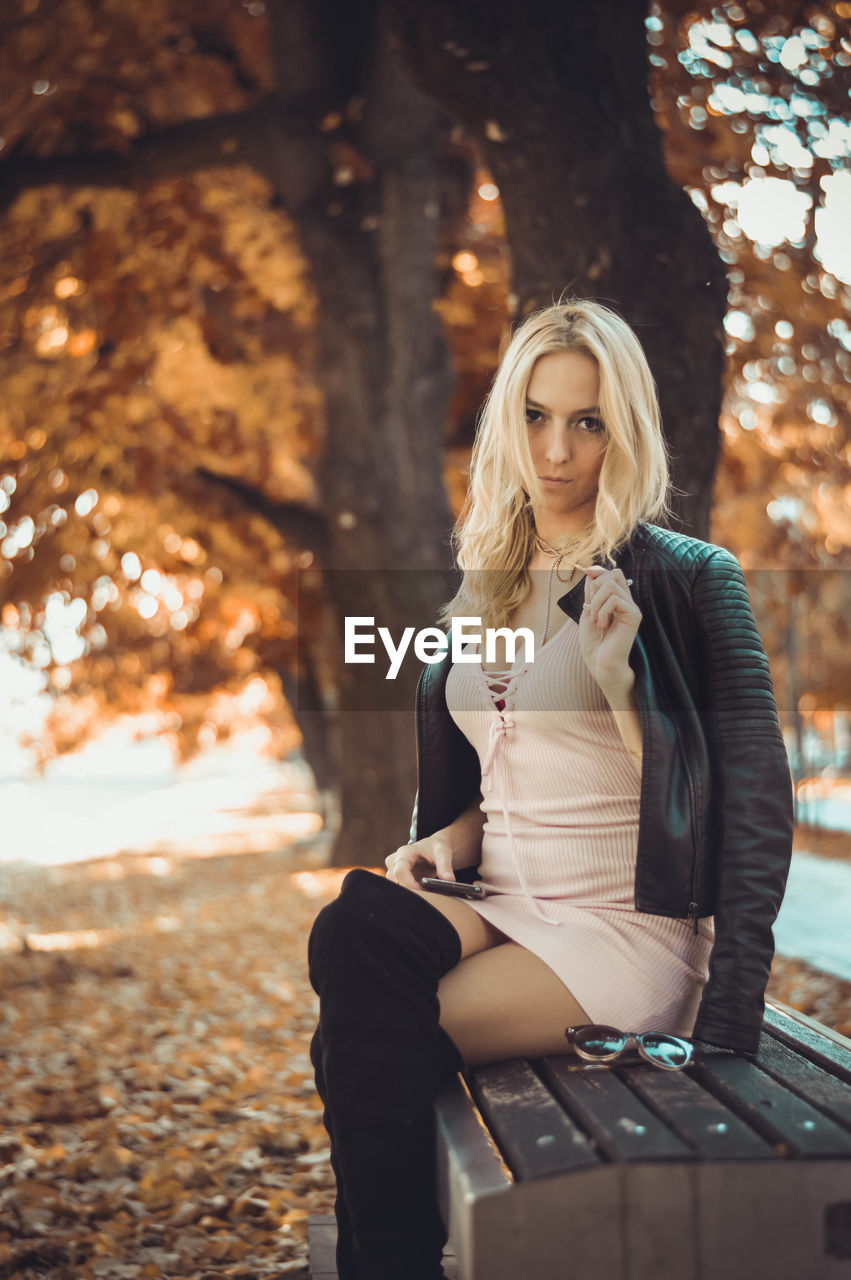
[{"x1": 525, "y1": 399, "x2": 602, "y2": 416}]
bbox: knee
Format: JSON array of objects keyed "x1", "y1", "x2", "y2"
[
  {"x1": 307, "y1": 895, "x2": 352, "y2": 993},
  {"x1": 306, "y1": 870, "x2": 389, "y2": 990},
  {"x1": 306, "y1": 869, "x2": 462, "y2": 993}
]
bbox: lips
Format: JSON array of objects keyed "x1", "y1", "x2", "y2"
[{"x1": 539, "y1": 475, "x2": 571, "y2": 483}]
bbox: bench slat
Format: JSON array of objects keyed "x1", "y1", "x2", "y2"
[
  {"x1": 537, "y1": 1056, "x2": 695, "y2": 1161},
  {"x1": 469, "y1": 1059, "x2": 599, "y2": 1180},
  {"x1": 763, "y1": 1004, "x2": 851, "y2": 1084},
  {"x1": 691, "y1": 1054, "x2": 851, "y2": 1156},
  {"x1": 436, "y1": 1073, "x2": 511, "y2": 1200},
  {"x1": 622, "y1": 1063, "x2": 776, "y2": 1159},
  {"x1": 755, "y1": 1033, "x2": 851, "y2": 1133}
]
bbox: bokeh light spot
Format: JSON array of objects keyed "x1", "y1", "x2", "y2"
[
  {"x1": 121, "y1": 552, "x2": 142, "y2": 580},
  {"x1": 74, "y1": 489, "x2": 98, "y2": 517}
]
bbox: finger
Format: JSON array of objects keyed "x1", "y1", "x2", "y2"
[
  {"x1": 583, "y1": 565, "x2": 612, "y2": 606},
  {"x1": 585, "y1": 579, "x2": 615, "y2": 622},
  {"x1": 583, "y1": 573, "x2": 624, "y2": 606},
  {"x1": 601, "y1": 589, "x2": 640, "y2": 627},
  {"x1": 595, "y1": 594, "x2": 623, "y2": 630},
  {"x1": 585, "y1": 565, "x2": 633, "y2": 604},
  {"x1": 387, "y1": 851, "x2": 411, "y2": 883},
  {"x1": 434, "y1": 839, "x2": 455, "y2": 881},
  {"x1": 608, "y1": 569, "x2": 635, "y2": 597},
  {"x1": 584, "y1": 597, "x2": 623, "y2": 636}
]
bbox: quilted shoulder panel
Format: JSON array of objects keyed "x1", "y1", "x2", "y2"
[
  {"x1": 633, "y1": 521, "x2": 719, "y2": 576},
  {"x1": 691, "y1": 545, "x2": 781, "y2": 739}
]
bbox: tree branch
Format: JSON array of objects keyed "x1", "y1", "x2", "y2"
[
  {"x1": 0, "y1": 95, "x2": 329, "y2": 214},
  {"x1": 196, "y1": 467, "x2": 330, "y2": 554}
]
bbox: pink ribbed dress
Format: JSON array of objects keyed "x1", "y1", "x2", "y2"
[{"x1": 444, "y1": 615, "x2": 715, "y2": 1038}]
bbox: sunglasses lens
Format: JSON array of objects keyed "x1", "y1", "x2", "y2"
[
  {"x1": 640, "y1": 1034, "x2": 692, "y2": 1068},
  {"x1": 573, "y1": 1025, "x2": 627, "y2": 1057}
]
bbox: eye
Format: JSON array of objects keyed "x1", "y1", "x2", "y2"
[
  {"x1": 578, "y1": 416, "x2": 606, "y2": 434},
  {"x1": 524, "y1": 407, "x2": 544, "y2": 425}
]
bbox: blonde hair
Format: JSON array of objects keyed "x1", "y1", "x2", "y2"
[{"x1": 437, "y1": 297, "x2": 671, "y2": 632}]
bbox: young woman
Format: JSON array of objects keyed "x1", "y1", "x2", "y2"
[{"x1": 308, "y1": 299, "x2": 794, "y2": 1280}]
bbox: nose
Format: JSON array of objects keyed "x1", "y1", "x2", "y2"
[{"x1": 543, "y1": 420, "x2": 572, "y2": 464}]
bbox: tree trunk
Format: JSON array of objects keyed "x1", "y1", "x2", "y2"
[
  {"x1": 386, "y1": 0, "x2": 728, "y2": 536},
  {"x1": 2, "y1": 0, "x2": 465, "y2": 867},
  {"x1": 264, "y1": 0, "x2": 460, "y2": 863}
]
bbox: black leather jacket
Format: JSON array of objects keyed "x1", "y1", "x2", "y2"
[{"x1": 409, "y1": 522, "x2": 794, "y2": 1056}]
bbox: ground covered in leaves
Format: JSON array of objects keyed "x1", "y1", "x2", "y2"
[
  {"x1": 0, "y1": 839, "x2": 849, "y2": 1278},
  {"x1": 0, "y1": 845, "x2": 345, "y2": 1280}
]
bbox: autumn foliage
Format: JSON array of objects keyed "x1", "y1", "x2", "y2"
[{"x1": 0, "y1": 0, "x2": 848, "y2": 774}]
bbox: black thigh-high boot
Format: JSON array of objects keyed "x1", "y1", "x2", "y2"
[
  {"x1": 307, "y1": 868, "x2": 465, "y2": 1280},
  {"x1": 309, "y1": 1024, "x2": 358, "y2": 1277}
]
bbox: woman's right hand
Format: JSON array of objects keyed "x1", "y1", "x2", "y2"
[{"x1": 385, "y1": 831, "x2": 455, "y2": 889}]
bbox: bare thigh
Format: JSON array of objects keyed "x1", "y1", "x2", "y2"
[
  {"x1": 406, "y1": 884, "x2": 508, "y2": 959},
  {"x1": 437, "y1": 941, "x2": 592, "y2": 1067}
]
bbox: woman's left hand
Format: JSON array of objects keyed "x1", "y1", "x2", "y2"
[{"x1": 578, "y1": 565, "x2": 641, "y2": 689}]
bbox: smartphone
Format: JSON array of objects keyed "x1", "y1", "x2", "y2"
[{"x1": 420, "y1": 877, "x2": 487, "y2": 900}]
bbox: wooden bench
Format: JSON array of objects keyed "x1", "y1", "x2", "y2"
[{"x1": 309, "y1": 999, "x2": 851, "y2": 1280}]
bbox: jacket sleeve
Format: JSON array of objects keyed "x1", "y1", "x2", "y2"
[{"x1": 690, "y1": 547, "x2": 794, "y2": 1056}]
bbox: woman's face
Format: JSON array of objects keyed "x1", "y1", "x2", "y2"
[{"x1": 525, "y1": 350, "x2": 607, "y2": 530}]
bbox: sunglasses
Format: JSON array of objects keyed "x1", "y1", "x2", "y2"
[{"x1": 565, "y1": 1023, "x2": 695, "y2": 1071}]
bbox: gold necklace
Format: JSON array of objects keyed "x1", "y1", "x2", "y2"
[
  {"x1": 533, "y1": 533, "x2": 583, "y2": 645},
  {"x1": 534, "y1": 531, "x2": 583, "y2": 583}
]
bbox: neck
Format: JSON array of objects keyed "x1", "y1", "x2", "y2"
[{"x1": 532, "y1": 512, "x2": 592, "y2": 549}]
